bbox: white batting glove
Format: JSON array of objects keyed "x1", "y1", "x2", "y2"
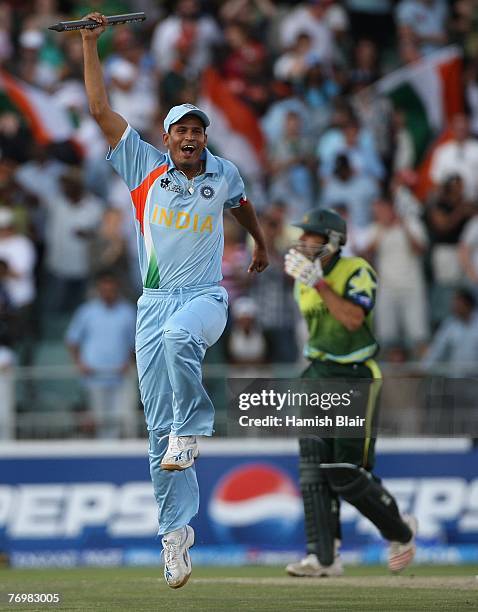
[{"x1": 284, "y1": 249, "x2": 323, "y2": 287}]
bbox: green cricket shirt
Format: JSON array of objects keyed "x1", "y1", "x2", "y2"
[{"x1": 294, "y1": 253, "x2": 379, "y2": 364}]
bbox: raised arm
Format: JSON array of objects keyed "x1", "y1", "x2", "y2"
[{"x1": 80, "y1": 13, "x2": 127, "y2": 148}]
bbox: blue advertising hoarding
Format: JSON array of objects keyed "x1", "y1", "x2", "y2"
[{"x1": 0, "y1": 439, "x2": 476, "y2": 567}]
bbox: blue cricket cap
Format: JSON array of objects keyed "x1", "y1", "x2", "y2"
[{"x1": 163, "y1": 103, "x2": 210, "y2": 133}]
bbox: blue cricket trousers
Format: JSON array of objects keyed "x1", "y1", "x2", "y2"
[{"x1": 135, "y1": 282, "x2": 228, "y2": 535}]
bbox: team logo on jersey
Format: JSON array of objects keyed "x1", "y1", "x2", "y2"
[
  {"x1": 200, "y1": 185, "x2": 215, "y2": 199},
  {"x1": 346, "y1": 268, "x2": 377, "y2": 310},
  {"x1": 151, "y1": 206, "x2": 213, "y2": 233},
  {"x1": 160, "y1": 177, "x2": 181, "y2": 193}
]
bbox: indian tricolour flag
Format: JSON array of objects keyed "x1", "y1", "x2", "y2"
[
  {"x1": 199, "y1": 68, "x2": 266, "y2": 183},
  {"x1": 0, "y1": 69, "x2": 75, "y2": 144},
  {"x1": 376, "y1": 46, "x2": 463, "y2": 167}
]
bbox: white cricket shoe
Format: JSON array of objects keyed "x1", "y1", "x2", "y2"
[
  {"x1": 162, "y1": 525, "x2": 195, "y2": 589},
  {"x1": 286, "y1": 553, "x2": 344, "y2": 578},
  {"x1": 388, "y1": 515, "x2": 418, "y2": 573},
  {"x1": 160, "y1": 435, "x2": 199, "y2": 471}
]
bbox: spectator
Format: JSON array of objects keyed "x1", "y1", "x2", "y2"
[
  {"x1": 395, "y1": 0, "x2": 448, "y2": 56},
  {"x1": 159, "y1": 40, "x2": 198, "y2": 111},
  {"x1": 66, "y1": 272, "x2": 137, "y2": 438},
  {"x1": 360, "y1": 197, "x2": 429, "y2": 356},
  {"x1": 274, "y1": 32, "x2": 317, "y2": 84},
  {"x1": 151, "y1": 0, "x2": 221, "y2": 76},
  {"x1": 15, "y1": 142, "x2": 65, "y2": 203},
  {"x1": 300, "y1": 59, "x2": 340, "y2": 120},
  {"x1": 222, "y1": 21, "x2": 267, "y2": 91},
  {"x1": 43, "y1": 167, "x2": 103, "y2": 314},
  {"x1": 391, "y1": 169, "x2": 422, "y2": 218},
  {"x1": 424, "y1": 174, "x2": 473, "y2": 324},
  {"x1": 268, "y1": 110, "x2": 317, "y2": 220},
  {"x1": 321, "y1": 153, "x2": 379, "y2": 228},
  {"x1": 262, "y1": 94, "x2": 312, "y2": 148},
  {"x1": 430, "y1": 114, "x2": 478, "y2": 201},
  {"x1": 280, "y1": 0, "x2": 335, "y2": 64},
  {"x1": 318, "y1": 115, "x2": 385, "y2": 180},
  {"x1": 350, "y1": 39, "x2": 394, "y2": 164},
  {"x1": 349, "y1": 38, "x2": 380, "y2": 84},
  {"x1": 16, "y1": 29, "x2": 58, "y2": 89},
  {"x1": 0, "y1": 207, "x2": 36, "y2": 363},
  {"x1": 89, "y1": 208, "x2": 131, "y2": 295},
  {"x1": 219, "y1": 21, "x2": 270, "y2": 114},
  {"x1": 422, "y1": 288, "x2": 478, "y2": 376},
  {"x1": 0, "y1": 207, "x2": 36, "y2": 311},
  {"x1": 227, "y1": 297, "x2": 267, "y2": 366},
  {"x1": 425, "y1": 175, "x2": 473, "y2": 246},
  {"x1": 104, "y1": 28, "x2": 158, "y2": 135},
  {"x1": 0, "y1": 113, "x2": 32, "y2": 164},
  {"x1": 57, "y1": 35, "x2": 84, "y2": 82},
  {"x1": 323, "y1": 0, "x2": 350, "y2": 44},
  {"x1": 220, "y1": 0, "x2": 277, "y2": 39},
  {"x1": 53, "y1": 81, "x2": 112, "y2": 200},
  {"x1": 451, "y1": 0, "x2": 478, "y2": 57},
  {"x1": 332, "y1": 203, "x2": 362, "y2": 257}
]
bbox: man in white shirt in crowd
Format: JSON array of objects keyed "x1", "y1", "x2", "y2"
[
  {"x1": 43, "y1": 167, "x2": 102, "y2": 313},
  {"x1": 359, "y1": 197, "x2": 429, "y2": 357},
  {"x1": 430, "y1": 114, "x2": 478, "y2": 201},
  {"x1": 280, "y1": 0, "x2": 335, "y2": 63},
  {"x1": 0, "y1": 207, "x2": 36, "y2": 363},
  {"x1": 0, "y1": 207, "x2": 36, "y2": 311}
]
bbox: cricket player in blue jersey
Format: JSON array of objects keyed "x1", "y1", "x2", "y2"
[{"x1": 80, "y1": 14, "x2": 268, "y2": 589}]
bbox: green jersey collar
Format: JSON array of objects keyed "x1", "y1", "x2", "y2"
[{"x1": 323, "y1": 250, "x2": 341, "y2": 276}]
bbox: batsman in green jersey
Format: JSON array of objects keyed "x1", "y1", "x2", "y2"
[{"x1": 284, "y1": 208, "x2": 417, "y2": 577}]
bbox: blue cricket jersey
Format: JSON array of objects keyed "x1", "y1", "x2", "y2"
[{"x1": 107, "y1": 125, "x2": 246, "y2": 290}]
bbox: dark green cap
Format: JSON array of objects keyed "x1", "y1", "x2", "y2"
[{"x1": 293, "y1": 208, "x2": 347, "y2": 245}]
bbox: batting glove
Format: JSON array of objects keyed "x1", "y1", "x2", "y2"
[{"x1": 284, "y1": 248, "x2": 323, "y2": 287}]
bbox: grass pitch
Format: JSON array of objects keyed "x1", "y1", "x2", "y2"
[{"x1": 0, "y1": 565, "x2": 477, "y2": 612}]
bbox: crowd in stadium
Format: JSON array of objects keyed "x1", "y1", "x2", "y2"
[{"x1": 1, "y1": 0, "x2": 478, "y2": 421}]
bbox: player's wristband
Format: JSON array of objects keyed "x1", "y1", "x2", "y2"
[{"x1": 314, "y1": 278, "x2": 328, "y2": 292}]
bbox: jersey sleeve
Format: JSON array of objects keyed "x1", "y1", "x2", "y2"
[
  {"x1": 106, "y1": 125, "x2": 167, "y2": 190},
  {"x1": 343, "y1": 264, "x2": 377, "y2": 313},
  {"x1": 222, "y1": 160, "x2": 247, "y2": 209}
]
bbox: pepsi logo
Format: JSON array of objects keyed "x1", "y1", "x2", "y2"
[{"x1": 208, "y1": 463, "x2": 302, "y2": 546}]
